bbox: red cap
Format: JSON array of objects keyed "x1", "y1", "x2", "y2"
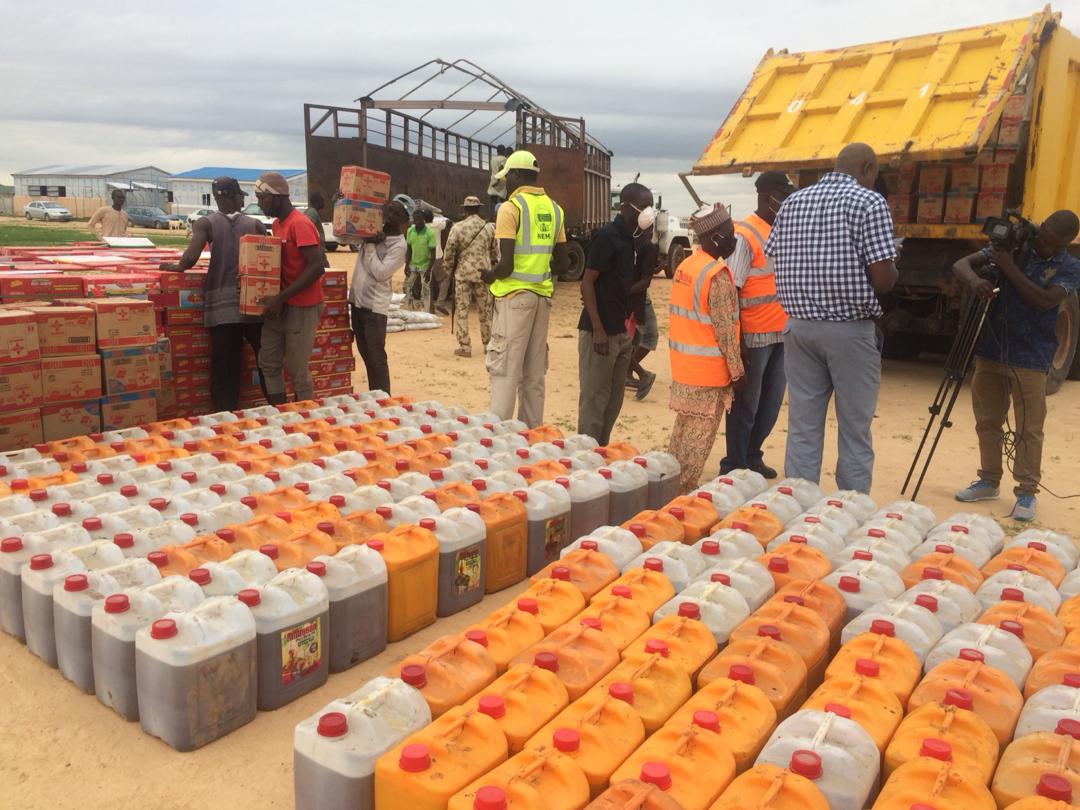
[
  {"x1": 51, "y1": 502, "x2": 71, "y2": 517},
  {"x1": 376, "y1": 506, "x2": 393, "y2": 519},
  {"x1": 1000, "y1": 619, "x2": 1025, "y2": 639},
  {"x1": 419, "y1": 518, "x2": 437, "y2": 531},
  {"x1": 517, "y1": 598, "x2": 539, "y2": 615},
  {"x1": 400, "y1": 663, "x2": 426, "y2": 687},
  {"x1": 934, "y1": 545, "x2": 955, "y2": 555},
  {"x1": 513, "y1": 490, "x2": 528, "y2": 503},
  {"x1": 1, "y1": 537, "x2": 22, "y2": 553},
  {"x1": 678, "y1": 602, "x2": 701, "y2": 619},
  {"x1": 1064, "y1": 673, "x2": 1080, "y2": 688},
  {"x1": 104, "y1": 594, "x2": 129, "y2": 614},
  {"x1": 275, "y1": 511, "x2": 293, "y2": 524},
  {"x1": 151, "y1": 618, "x2": 177, "y2": 639},
  {"x1": 608, "y1": 681, "x2": 634, "y2": 703},
  {"x1": 639, "y1": 762, "x2": 672, "y2": 791},
  {"x1": 758, "y1": 624, "x2": 782, "y2": 641},
  {"x1": 64, "y1": 573, "x2": 88, "y2": 592},
  {"x1": 867, "y1": 528, "x2": 886, "y2": 539},
  {"x1": 914, "y1": 594, "x2": 939, "y2": 612},
  {"x1": 121, "y1": 484, "x2": 139, "y2": 498},
  {"x1": 552, "y1": 728, "x2": 580, "y2": 753},
  {"x1": 1007, "y1": 563, "x2": 1028, "y2": 572},
  {"x1": 294, "y1": 482, "x2": 310, "y2": 494},
  {"x1": 329, "y1": 495, "x2": 346, "y2": 508},
  {"x1": 1036, "y1": 774, "x2": 1073, "y2": 802},
  {"x1": 692, "y1": 710, "x2": 720, "y2": 732},
  {"x1": 473, "y1": 787, "x2": 506, "y2": 810},
  {"x1": 728, "y1": 663, "x2": 755, "y2": 685},
  {"x1": 534, "y1": 651, "x2": 559, "y2": 672},
  {"x1": 922, "y1": 567, "x2": 944, "y2": 581},
  {"x1": 1028, "y1": 541, "x2": 1048, "y2": 551},
  {"x1": 919, "y1": 738, "x2": 952, "y2": 762},
  {"x1": 180, "y1": 513, "x2": 199, "y2": 526},
  {"x1": 710, "y1": 573, "x2": 731, "y2": 586},
  {"x1": 147, "y1": 551, "x2": 168, "y2": 568},
  {"x1": 778, "y1": 486, "x2": 794, "y2": 496},
  {"x1": 802, "y1": 516, "x2": 820, "y2": 525},
  {"x1": 644, "y1": 639, "x2": 670, "y2": 658},
  {"x1": 29, "y1": 488, "x2": 48, "y2": 502},
  {"x1": 317, "y1": 712, "x2": 348, "y2": 738},
  {"x1": 550, "y1": 566, "x2": 571, "y2": 582},
  {"x1": 783, "y1": 594, "x2": 805, "y2": 606},
  {"x1": 852, "y1": 550, "x2": 873, "y2": 562},
  {"x1": 824, "y1": 703, "x2": 851, "y2": 718},
  {"x1": 1001, "y1": 587, "x2": 1025, "y2": 602},
  {"x1": 399, "y1": 743, "x2": 431, "y2": 773},
  {"x1": 555, "y1": 476, "x2": 570, "y2": 489},
  {"x1": 10, "y1": 479, "x2": 27, "y2": 491},
  {"x1": 838, "y1": 576, "x2": 861, "y2": 593},
  {"x1": 950, "y1": 524, "x2": 970, "y2": 534},
  {"x1": 189, "y1": 568, "x2": 211, "y2": 586},
  {"x1": 97, "y1": 473, "x2": 114, "y2": 485},
  {"x1": 181, "y1": 471, "x2": 199, "y2": 484},
  {"x1": 700, "y1": 540, "x2": 720, "y2": 555},
  {"x1": 668, "y1": 506, "x2": 685, "y2": 521},
  {"x1": 1055, "y1": 719, "x2": 1080, "y2": 740},
  {"x1": 266, "y1": 471, "x2": 281, "y2": 483},
  {"x1": 788, "y1": 535, "x2": 807, "y2": 545},
  {"x1": 30, "y1": 553, "x2": 53, "y2": 570},
  {"x1": 768, "y1": 557, "x2": 789, "y2": 573},
  {"x1": 628, "y1": 523, "x2": 646, "y2": 538},
  {"x1": 472, "y1": 479, "x2": 488, "y2": 491},
  {"x1": 789, "y1": 750, "x2": 822, "y2": 779},
  {"x1": 871, "y1": 619, "x2": 896, "y2": 637},
  {"x1": 477, "y1": 695, "x2": 506, "y2": 719},
  {"x1": 855, "y1": 658, "x2": 880, "y2": 677},
  {"x1": 826, "y1": 499, "x2": 845, "y2": 508},
  {"x1": 237, "y1": 588, "x2": 261, "y2": 607},
  {"x1": 643, "y1": 557, "x2": 664, "y2": 572},
  {"x1": 696, "y1": 491, "x2": 714, "y2": 503},
  {"x1": 612, "y1": 585, "x2": 633, "y2": 599},
  {"x1": 259, "y1": 544, "x2": 279, "y2": 560},
  {"x1": 465, "y1": 629, "x2": 488, "y2": 647},
  {"x1": 306, "y1": 561, "x2": 327, "y2": 577},
  {"x1": 82, "y1": 517, "x2": 102, "y2": 531},
  {"x1": 944, "y1": 688, "x2": 973, "y2": 710}
]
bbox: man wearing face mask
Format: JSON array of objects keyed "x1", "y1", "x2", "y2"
[
  {"x1": 764, "y1": 143, "x2": 898, "y2": 493},
  {"x1": 577, "y1": 183, "x2": 655, "y2": 444},
  {"x1": 666, "y1": 202, "x2": 745, "y2": 492},
  {"x1": 717, "y1": 171, "x2": 795, "y2": 479}
]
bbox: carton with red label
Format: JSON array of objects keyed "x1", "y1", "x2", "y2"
[
  {"x1": 41, "y1": 400, "x2": 101, "y2": 442},
  {"x1": 238, "y1": 234, "x2": 282, "y2": 316},
  {"x1": 0, "y1": 407, "x2": 43, "y2": 451},
  {"x1": 339, "y1": 166, "x2": 391, "y2": 201},
  {"x1": 81, "y1": 272, "x2": 160, "y2": 299},
  {"x1": 100, "y1": 391, "x2": 157, "y2": 431},
  {"x1": 41, "y1": 355, "x2": 102, "y2": 403},
  {"x1": 166, "y1": 325, "x2": 212, "y2": 358},
  {"x1": 0, "y1": 362, "x2": 43, "y2": 410},
  {"x1": 100, "y1": 345, "x2": 161, "y2": 396},
  {"x1": 71, "y1": 298, "x2": 156, "y2": 348},
  {"x1": 28, "y1": 306, "x2": 96, "y2": 356},
  {"x1": 0, "y1": 310, "x2": 41, "y2": 365},
  {"x1": 0, "y1": 274, "x2": 85, "y2": 302}
]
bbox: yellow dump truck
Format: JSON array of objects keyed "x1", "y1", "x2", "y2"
[{"x1": 688, "y1": 7, "x2": 1080, "y2": 392}]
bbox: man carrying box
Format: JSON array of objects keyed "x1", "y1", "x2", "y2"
[
  {"x1": 159, "y1": 176, "x2": 269, "y2": 410},
  {"x1": 254, "y1": 171, "x2": 325, "y2": 405}
]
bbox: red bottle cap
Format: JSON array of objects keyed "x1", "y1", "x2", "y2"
[
  {"x1": 10, "y1": 479, "x2": 28, "y2": 491},
  {"x1": 400, "y1": 663, "x2": 426, "y2": 687},
  {"x1": 418, "y1": 518, "x2": 437, "y2": 532},
  {"x1": 950, "y1": 524, "x2": 970, "y2": 534},
  {"x1": 465, "y1": 629, "x2": 488, "y2": 647},
  {"x1": 51, "y1": 502, "x2": 71, "y2": 517},
  {"x1": 82, "y1": 517, "x2": 102, "y2": 531},
  {"x1": 838, "y1": 576, "x2": 861, "y2": 593},
  {"x1": 180, "y1": 513, "x2": 199, "y2": 526},
  {"x1": 104, "y1": 594, "x2": 130, "y2": 613},
  {"x1": 1028, "y1": 541, "x2": 1048, "y2": 551},
  {"x1": 696, "y1": 491, "x2": 714, "y2": 502},
  {"x1": 789, "y1": 750, "x2": 822, "y2": 779},
  {"x1": 609, "y1": 681, "x2": 634, "y2": 703},
  {"x1": 189, "y1": 568, "x2": 211, "y2": 586},
  {"x1": 639, "y1": 762, "x2": 672, "y2": 791},
  {"x1": 259, "y1": 544, "x2": 279, "y2": 559},
  {"x1": 399, "y1": 743, "x2": 431, "y2": 773},
  {"x1": 728, "y1": 663, "x2": 755, "y2": 685},
  {"x1": 294, "y1": 482, "x2": 310, "y2": 494},
  {"x1": 692, "y1": 709, "x2": 720, "y2": 732},
  {"x1": 710, "y1": 573, "x2": 731, "y2": 586},
  {"x1": 517, "y1": 598, "x2": 539, "y2": 615},
  {"x1": 867, "y1": 528, "x2": 886, "y2": 539},
  {"x1": 1007, "y1": 563, "x2": 1028, "y2": 572},
  {"x1": 534, "y1": 651, "x2": 559, "y2": 672},
  {"x1": 612, "y1": 585, "x2": 633, "y2": 599},
  {"x1": 29, "y1": 488, "x2": 49, "y2": 502},
  {"x1": 919, "y1": 738, "x2": 952, "y2": 761},
  {"x1": 871, "y1": 619, "x2": 896, "y2": 637},
  {"x1": 644, "y1": 639, "x2": 670, "y2": 657},
  {"x1": 580, "y1": 540, "x2": 599, "y2": 551},
  {"x1": 317, "y1": 712, "x2": 348, "y2": 738},
  {"x1": 473, "y1": 786, "x2": 507, "y2": 810},
  {"x1": 1036, "y1": 773, "x2": 1073, "y2": 802},
  {"x1": 1055, "y1": 718, "x2": 1080, "y2": 740},
  {"x1": 914, "y1": 594, "x2": 939, "y2": 612},
  {"x1": 147, "y1": 551, "x2": 168, "y2": 568},
  {"x1": 1, "y1": 537, "x2": 22, "y2": 553},
  {"x1": 1001, "y1": 587, "x2": 1025, "y2": 602},
  {"x1": 768, "y1": 556, "x2": 789, "y2": 573},
  {"x1": 151, "y1": 618, "x2": 177, "y2": 639},
  {"x1": 306, "y1": 561, "x2": 327, "y2": 577},
  {"x1": 958, "y1": 648, "x2": 985, "y2": 663},
  {"x1": 788, "y1": 535, "x2": 807, "y2": 544},
  {"x1": 802, "y1": 516, "x2": 820, "y2": 525},
  {"x1": 30, "y1": 553, "x2": 53, "y2": 570},
  {"x1": 700, "y1": 540, "x2": 720, "y2": 555},
  {"x1": 643, "y1": 557, "x2": 664, "y2": 572},
  {"x1": 266, "y1": 471, "x2": 281, "y2": 482},
  {"x1": 852, "y1": 550, "x2": 873, "y2": 561},
  {"x1": 513, "y1": 490, "x2": 528, "y2": 503},
  {"x1": 922, "y1": 567, "x2": 944, "y2": 580},
  {"x1": 97, "y1": 473, "x2": 114, "y2": 485},
  {"x1": 1000, "y1": 619, "x2": 1025, "y2": 638},
  {"x1": 778, "y1": 486, "x2": 794, "y2": 496},
  {"x1": 580, "y1": 617, "x2": 603, "y2": 630},
  {"x1": 668, "y1": 506, "x2": 685, "y2": 520},
  {"x1": 477, "y1": 695, "x2": 505, "y2": 719},
  {"x1": 783, "y1": 594, "x2": 805, "y2": 605},
  {"x1": 824, "y1": 703, "x2": 851, "y2": 718},
  {"x1": 628, "y1": 523, "x2": 646, "y2": 538},
  {"x1": 552, "y1": 727, "x2": 580, "y2": 752},
  {"x1": 181, "y1": 471, "x2": 199, "y2": 484},
  {"x1": 677, "y1": 601, "x2": 701, "y2": 619},
  {"x1": 237, "y1": 588, "x2": 261, "y2": 606},
  {"x1": 550, "y1": 566, "x2": 571, "y2": 581},
  {"x1": 757, "y1": 624, "x2": 782, "y2": 641},
  {"x1": 855, "y1": 658, "x2": 880, "y2": 677},
  {"x1": 944, "y1": 688, "x2": 973, "y2": 710},
  {"x1": 934, "y1": 545, "x2": 954, "y2": 555},
  {"x1": 64, "y1": 573, "x2": 88, "y2": 592},
  {"x1": 376, "y1": 506, "x2": 393, "y2": 519},
  {"x1": 1065, "y1": 673, "x2": 1080, "y2": 688}
]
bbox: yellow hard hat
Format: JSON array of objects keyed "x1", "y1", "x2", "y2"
[{"x1": 494, "y1": 150, "x2": 539, "y2": 179}]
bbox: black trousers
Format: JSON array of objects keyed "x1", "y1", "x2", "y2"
[
  {"x1": 351, "y1": 304, "x2": 391, "y2": 395},
  {"x1": 209, "y1": 322, "x2": 267, "y2": 411}
]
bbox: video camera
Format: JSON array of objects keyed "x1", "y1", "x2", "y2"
[{"x1": 982, "y1": 209, "x2": 1039, "y2": 258}]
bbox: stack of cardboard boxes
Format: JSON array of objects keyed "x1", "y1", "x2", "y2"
[
  {"x1": 34, "y1": 306, "x2": 101, "y2": 441},
  {"x1": 944, "y1": 164, "x2": 979, "y2": 224},
  {"x1": 332, "y1": 166, "x2": 391, "y2": 242},
  {"x1": 83, "y1": 298, "x2": 160, "y2": 431},
  {"x1": 148, "y1": 269, "x2": 206, "y2": 420},
  {"x1": 0, "y1": 310, "x2": 45, "y2": 450}
]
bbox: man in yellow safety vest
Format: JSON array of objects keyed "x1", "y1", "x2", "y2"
[{"x1": 482, "y1": 150, "x2": 568, "y2": 427}]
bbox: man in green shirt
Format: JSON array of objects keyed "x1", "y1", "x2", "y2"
[{"x1": 404, "y1": 208, "x2": 436, "y2": 310}]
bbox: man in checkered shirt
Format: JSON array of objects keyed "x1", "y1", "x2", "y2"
[{"x1": 764, "y1": 143, "x2": 899, "y2": 493}]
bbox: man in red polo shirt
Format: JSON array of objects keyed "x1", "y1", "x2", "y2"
[{"x1": 254, "y1": 171, "x2": 325, "y2": 404}]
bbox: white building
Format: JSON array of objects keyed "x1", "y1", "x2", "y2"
[
  {"x1": 12, "y1": 165, "x2": 172, "y2": 218},
  {"x1": 169, "y1": 167, "x2": 307, "y2": 216}
]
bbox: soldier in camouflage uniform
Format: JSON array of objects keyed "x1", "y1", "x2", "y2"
[{"x1": 443, "y1": 196, "x2": 499, "y2": 357}]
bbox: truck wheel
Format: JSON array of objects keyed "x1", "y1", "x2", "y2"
[
  {"x1": 325, "y1": 243, "x2": 338, "y2": 252},
  {"x1": 348, "y1": 244, "x2": 359, "y2": 253},
  {"x1": 561, "y1": 241, "x2": 586, "y2": 282},
  {"x1": 1047, "y1": 293, "x2": 1079, "y2": 394},
  {"x1": 666, "y1": 240, "x2": 690, "y2": 278}
]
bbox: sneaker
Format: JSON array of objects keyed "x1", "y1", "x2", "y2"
[
  {"x1": 954, "y1": 480, "x2": 1000, "y2": 503},
  {"x1": 634, "y1": 370, "x2": 657, "y2": 401},
  {"x1": 453, "y1": 347, "x2": 471, "y2": 358},
  {"x1": 1009, "y1": 494, "x2": 1037, "y2": 522}
]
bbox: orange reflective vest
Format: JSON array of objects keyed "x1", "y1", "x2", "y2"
[
  {"x1": 668, "y1": 249, "x2": 738, "y2": 387},
  {"x1": 734, "y1": 213, "x2": 787, "y2": 334}
]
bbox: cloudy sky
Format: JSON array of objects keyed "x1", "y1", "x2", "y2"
[{"x1": 2, "y1": 0, "x2": 1077, "y2": 215}]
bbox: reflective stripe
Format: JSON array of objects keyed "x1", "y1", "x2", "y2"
[
  {"x1": 744, "y1": 262, "x2": 775, "y2": 279},
  {"x1": 740, "y1": 294, "x2": 779, "y2": 307},
  {"x1": 512, "y1": 194, "x2": 558, "y2": 256},
  {"x1": 510, "y1": 269, "x2": 552, "y2": 282},
  {"x1": 738, "y1": 218, "x2": 768, "y2": 248},
  {"x1": 692, "y1": 260, "x2": 719, "y2": 303},
  {"x1": 669, "y1": 339, "x2": 723, "y2": 357},
  {"x1": 670, "y1": 304, "x2": 712, "y2": 324}
]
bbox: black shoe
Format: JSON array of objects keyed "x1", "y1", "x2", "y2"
[{"x1": 750, "y1": 463, "x2": 778, "y2": 479}]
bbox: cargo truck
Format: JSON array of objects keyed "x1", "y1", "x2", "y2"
[
  {"x1": 304, "y1": 59, "x2": 611, "y2": 281},
  {"x1": 684, "y1": 8, "x2": 1080, "y2": 392}
]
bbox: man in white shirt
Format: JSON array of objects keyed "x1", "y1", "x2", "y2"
[
  {"x1": 424, "y1": 210, "x2": 451, "y2": 315},
  {"x1": 351, "y1": 200, "x2": 409, "y2": 394}
]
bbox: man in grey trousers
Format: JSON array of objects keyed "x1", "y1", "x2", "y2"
[{"x1": 763, "y1": 144, "x2": 899, "y2": 493}]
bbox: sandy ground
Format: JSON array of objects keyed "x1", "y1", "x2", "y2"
[{"x1": 4, "y1": 249, "x2": 1080, "y2": 808}]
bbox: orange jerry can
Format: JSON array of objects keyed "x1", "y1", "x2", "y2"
[
  {"x1": 470, "y1": 494, "x2": 528, "y2": 594},
  {"x1": 532, "y1": 549, "x2": 619, "y2": 602},
  {"x1": 979, "y1": 599, "x2": 1066, "y2": 661},
  {"x1": 871, "y1": 757, "x2": 996, "y2": 809},
  {"x1": 757, "y1": 545, "x2": 832, "y2": 592},
  {"x1": 908, "y1": 657, "x2": 1024, "y2": 746},
  {"x1": 239, "y1": 486, "x2": 311, "y2": 517},
  {"x1": 661, "y1": 495, "x2": 719, "y2": 543},
  {"x1": 511, "y1": 623, "x2": 620, "y2": 702},
  {"x1": 374, "y1": 707, "x2": 509, "y2": 810},
  {"x1": 593, "y1": 654, "x2": 693, "y2": 734},
  {"x1": 525, "y1": 687, "x2": 647, "y2": 798},
  {"x1": 769, "y1": 580, "x2": 846, "y2": 646},
  {"x1": 714, "y1": 507, "x2": 784, "y2": 547},
  {"x1": 1058, "y1": 594, "x2": 1080, "y2": 635},
  {"x1": 901, "y1": 551, "x2": 985, "y2": 592},
  {"x1": 611, "y1": 712, "x2": 737, "y2": 810},
  {"x1": 467, "y1": 603, "x2": 546, "y2": 674},
  {"x1": 826, "y1": 630, "x2": 922, "y2": 705},
  {"x1": 523, "y1": 459, "x2": 572, "y2": 482},
  {"x1": 669, "y1": 675, "x2": 778, "y2": 772},
  {"x1": 992, "y1": 724, "x2": 1080, "y2": 807},
  {"x1": 708, "y1": 760, "x2": 830, "y2": 810},
  {"x1": 622, "y1": 613, "x2": 718, "y2": 679},
  {"x1": 983, "y1": 547, "x2": 1066, "y2": 589},
  {"x1": 516, "y1": 575, "x2": 587, "y2": 635},
  {"x1": 146, "y1": 546, "x2": 203, "y2": 578},
  {"x1": 1003, "y1": 796, "x2": 1077, "y2": 809},
  {"x1": 586, "y1": 780, "x2": 684, "y2": 810},
  {"x1": 447, "y1": 746, "x2": 590, "y2": 810},
  {"x1": 883, "y1": 698, "x2": 1000, "y2": 784},
  {"x1": 368, "y1": 525, "x2": 439, "y2": 643},
  {"x1": 393, "y1": 632, "x2": 498, "y2": 718},
  {"x1": 698, "y1": 631, "x2": 808, "y2": 719},
  {"x1": 522, "y1": 424, "x2": 566, "y2": 445},
  {"x1": 427, "y1": 481, "x2": 483, "y2": 511},
  {"x1": 595, "y1": 441, "x2": 638, "y2": 461},
  {"x1": 259, "y1": 530, "x2": 337, "y2": 572},
  {"x1": 461, "y1": 663, "x2": 570, "y2": 754},
  {"x1": 802, "y1": 668, "x2": 905, "y2": 752},
  {"x1": 323, "y1": 511, "x2": 390, "y2": 549},
  {"x1": 621, "y1": 512, "x2": 682, "y2": 551},
  {"x1": 730, "y1": 600, "x2": 831, "y2": 688},
  {"x1": 575, "y1": 594, "x2": 652, "y2": 652},
  {"x1": 1026, "y1": 649, "x2": 1080, "y2": 699},
  {"x1": 592, "y1": 567, "x2": 676, "y2": 616}
]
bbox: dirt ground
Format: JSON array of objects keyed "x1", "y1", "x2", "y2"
[{"x1": 4, "y1": 249, "x2": 1080, "y2": 809}]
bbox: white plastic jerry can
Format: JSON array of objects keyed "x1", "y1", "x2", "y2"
[
  {"x1": 623, "y1": 541, "x2": 708, "y2": 592},
  {"x1": 924, "y1": 621, "x2": 1034, "y2": 688},
  {"x1": 0, "y1": 525, "x2": 91, "y2": 639},
  {"x1": 562, "y1": 525, "x2": 642, "y2": 571},
  {"x1": 870, "y1": 500, "x2": 937, "y2": 537},
  {"x1": 694, "y1": 557, "x2": 775, "y2": 611},
  {"x1": 895, "y1": 579, "x2": 982, "y2": 633},
  {"x1": 654, "y1": 578, "x2": 751, "y2": 644},
  {"x1": 841, "y1": 597, "x2": 944, "y2": 662},
  {"x1": 309, "y1": 547, "x2": 388, "y2": 671},
  {"x1": 519, "y1": 481, "x2": 572, "y2": 576}
]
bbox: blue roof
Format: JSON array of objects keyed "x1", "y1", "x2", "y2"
[{"x1": 170, "y1": 167, "x2": 305, "y2": 181}]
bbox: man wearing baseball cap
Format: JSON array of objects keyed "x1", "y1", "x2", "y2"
[
  {"x1": 159, "y1": 176, "x2": 269, "y2": 409},
  {"x1": 482, "y1": 150, "x2": 568, "y2": 426},
  {"x1": 717, "y1": 170, "x2": 795, "y2": 479},
  {"x1": 442, "y1": 195, "x2": 498, "y2": 357},
  {"x1": 254, "y1": 171, "x2": 325, "y2": 404}
]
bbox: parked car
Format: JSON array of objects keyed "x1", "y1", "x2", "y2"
[
  {"x1": 126, "y1": 206, "x2": 182, "y2": 229},
  {"x1": 243, "y1": 202, "x2": 275, "y2": 229},
  {"x1": 23, "y1": 201, "x2": 73, "y2": 222},
  {"x1": 184, "y1": 207, "x2": 213, "y2": 234}
]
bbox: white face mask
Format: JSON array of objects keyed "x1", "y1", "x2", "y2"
[{"x1": 636, "y1": 205, "x2": 657, "y2": 231}]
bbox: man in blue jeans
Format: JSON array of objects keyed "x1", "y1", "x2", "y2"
[{"x1": 719, "y1": 171, "x2": 794, "y2": 478}]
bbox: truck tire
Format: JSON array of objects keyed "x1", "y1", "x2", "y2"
[
  {"x1": 561, "y1": 241, "x2": 586, "y2": 282},
  {"x1": 666, "y1": 239, "x2": 690, "y2": 278},
  {"x1": 325, "y1": 243, "x2": 338, "y2": 252},
  {"x1": 1047, "y1": 293, "x2": 1079, "y2": 394},
  {"x1": 348, "y1": 244, "x2": 359, "y2": 253}
]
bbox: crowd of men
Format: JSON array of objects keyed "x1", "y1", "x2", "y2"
[{"x1": 157, "y1": 147, "x2": 1080, "y2": 520}]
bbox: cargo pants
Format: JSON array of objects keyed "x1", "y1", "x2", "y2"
[
  {"x1": 486, "y1": 290, "x2": 551, "y2": 427},
  {"x1": 258, "y1": 303, "x2": 321, "y2": 403},
  {"x1": 971, "y1": 357, "x2": 1047, "y2": 495},
  {"x1": 453, "y1": 279, "x2": 494, "y2": 353}
]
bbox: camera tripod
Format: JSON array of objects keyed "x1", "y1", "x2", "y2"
[{"x1": 902, "y1": 279, "x2": 1000, "y2": 500}]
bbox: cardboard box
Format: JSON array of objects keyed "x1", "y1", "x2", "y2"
[
  {"x1": 918, "y1": 165, "x2": 949, "y2": 194},
  {"x1": 0, "y1": 310, "x2": 41, "y2": 365},
  {"x1": 156, "y1": 337, "x2": 172, "y2": 382},
  {"x1": 100, "y1": 391, "x2": 157, "y2": 431},
  {"x1": 163, "y1": 307, "x2": 202, "y2": 326},
  {"x1": 319, "y1": 311, "x2": 351, "y2": 331},
  {"x1": 977, "y1": 191, "x2": 1006, "y2": 222},
  {"x1": 76, "y1": 298, "x2": 157, "y2": 348},
  {"x1": 237, "y1": 234, "x2": 282, "y2": 316},
  {"x1": 0, "y1": 274, "x2": 84, "y2": 302},
  {"x1": 888, "y1": 194, "x2": 915, "y2": 225},
  {"x1": 41, "y1": 400, "x2": 101, "y2": 442},
  {"x1": 333, "y1": 197, "x2": 383, "y2": 241},
  {"x1": 339, "y1": 166, "x2": 391, "y2": 201},
  {"x1": 916, "y1": 194, "x2": 944, "y2": 224},
  {"x1": 29, "y1": 306, "x2": 96, "y2": 356},
  {"x1": 173, "y1": 354, "x2": 212, "y2": 375},
  {"x1": 950, "y1": 165, "x2": 980, "y2": 193},
  {"x1": 174, "y1": 370, "x2": 212, "y2": 392},
  {"x1": 240, "y1": 269, "x2": 280, "y2": 316},
  {"x1": 81, "y1": 272, "x2": 160, "y2": 299},
  {"x1": 980, "y1": 164, "x2": 1012, "y2": 191},
  {"x1": 40, "y1": 355, "x2": 101, "y2": 403},
  {"x1": 156, "y1": 385, "x2": 177, "y2": 421},
  {"x1": 994, "y1": 147, "x2": 1020, "y2": 166},
  {"x1": 167, "y1": 325, "x2": 211, "y2": 358},
  {"x1": 944, "y1": 193, "x2": 977, "y2": 225},
  {"x1": 1002, "y1": 94, "x2": 1027, "y2": 120},
  {"x1": 0, "y1": 407, "x2": 43, "y2": 451},
  {"x1": 0, "y1": 362, "x2": 42, "y2": 410},
  {"x1": 998, "y1": 118, "x2": 1022, "y2": 148},
  {"x1": 100, "y1": 345, "x2": 160, "y2": 395}
]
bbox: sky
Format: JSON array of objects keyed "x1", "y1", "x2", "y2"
[{"x1": 2, "y1": 0, "x2": 1078, "y2": 216}]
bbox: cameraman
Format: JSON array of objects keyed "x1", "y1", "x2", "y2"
[{"x1": 952, "y1": 209, "x2": 1080, "y2": 521}]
